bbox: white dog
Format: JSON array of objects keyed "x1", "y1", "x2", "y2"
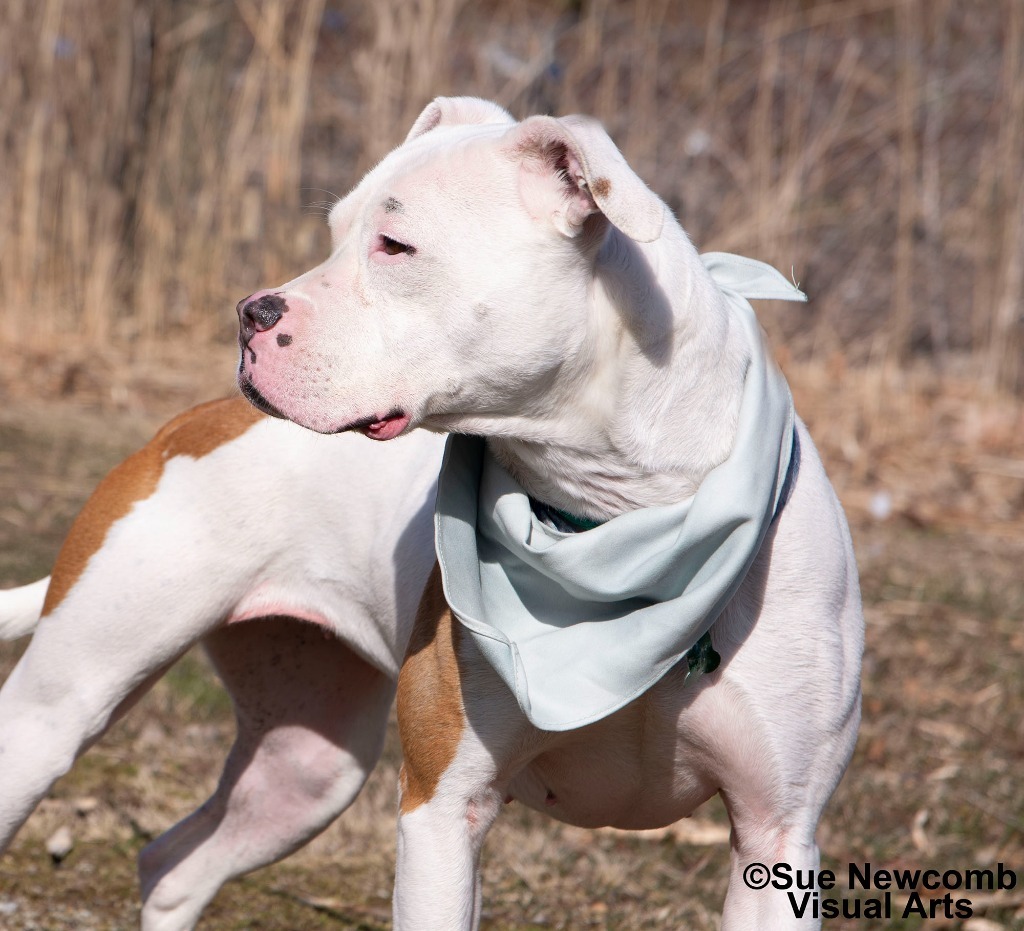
[
  {"x1": 0, "y1": 400, "x2": 444, "y2": 929},
  {"x1": 0, "y1": 97, "x2": 862, "y2": 930},
  {"x1": 235, "y1": 96, "x2": 863, "y2": 930}
]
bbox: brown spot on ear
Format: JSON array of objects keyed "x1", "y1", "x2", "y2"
[
  {"x1": 591, "y1": 177, "x2": 611, "y2": 199},
  {"x1": 276, "y1": 333, "x2": 293, "y2": 347},
  {"x1": 397, "y1": 564, "x2": 465, "y2": 813},
  {"x1": 42, "y1": 398, "x2": 266, "y2": 616}
]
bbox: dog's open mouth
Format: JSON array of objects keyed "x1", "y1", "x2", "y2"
[{"x1": 344, "y1": 410, "x2": 411, "y2": 441}]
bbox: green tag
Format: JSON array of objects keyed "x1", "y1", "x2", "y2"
[{"x1": 684, "y1": 631, "x2": 721, "y2": 686}]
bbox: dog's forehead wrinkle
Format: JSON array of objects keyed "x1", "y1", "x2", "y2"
[
  {"x1": 375, "y1": 135, "x2": 512, "y2": 208},
  {"x1": 405, "y1": 119, "x2": 510, "y2": 153},
  {"x1": 370, "y1": 126, "x2": 493, "y2": 188}
]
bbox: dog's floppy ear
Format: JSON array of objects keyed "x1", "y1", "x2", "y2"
[
  {"x1": 506, "y1": 115, "x2": 664, "y2": 243},
  {"x1": 406, "y1": 96, "x2": 515, "y2": 143}
]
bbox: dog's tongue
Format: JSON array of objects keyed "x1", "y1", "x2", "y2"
[{"x1": 364, "y1": 412, "x2": 410, "y2": 441}]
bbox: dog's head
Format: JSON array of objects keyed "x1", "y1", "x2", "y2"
[{"x1": 237, "y1": 96, "x2": 666, "y2": 439}]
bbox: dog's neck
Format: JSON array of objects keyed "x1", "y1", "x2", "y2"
[{"x1": 484, "y1": 222, "x2": 751, "y2": 521}]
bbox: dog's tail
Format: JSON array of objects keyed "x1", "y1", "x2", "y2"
[{"x1": 0, "y1": 577, "x2": 50, "y2": 640}]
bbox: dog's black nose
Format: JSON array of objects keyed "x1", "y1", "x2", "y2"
[{"x1": 237, "y1": 293, "x2": 287, "y2": 343}]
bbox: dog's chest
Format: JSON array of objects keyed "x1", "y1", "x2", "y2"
[{"x1": 505, "y1": 668, "x2": 719, "y2": 829}]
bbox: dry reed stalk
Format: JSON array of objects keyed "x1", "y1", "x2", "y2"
[
  {"x1": 970, "y1": 135, "x2": 1000, "y2": 362},
  {"x1": 750, "y1": 1, "x2": 785, "y2": 260},
  {"x1": 236, "y1": 0, "x2": 325, "y2": 203},
  {"x1": 713, "y1": 17, "x2": 860, "y2": 266},
  {"x1": 890, "y1": 0, "x2": 921, "y2": 367},
  {"x1": 700, "y1": 0, "x2": 729, "y2": 102},
  {"x1": 918, "y1": 0, "x2": 951, "y2": 362},
  {"x1": 471, "y1": 3, "x2": 555, "y2": 119},
  {"x1": 595, "y1": 28, "x2": 620, "y2": 126},
  {"x1": 223, "y1": 0, "x2": 326, "y2": 290},
  {"x1": 775, "y1": 0, "x2": 906, "y2": 33},
  {"x1": 134, "y1": 20, "x2": 207, "y2": 341},
  {"x1": 987, "y1": 0, "x2": 1024, "y2": 392},
  {"x1": 579, "y1": 0, "x2": 607, "y2": 66}
]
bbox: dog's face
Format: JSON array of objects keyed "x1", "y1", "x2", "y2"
[{"x1": 237, "y1": 97, "x2": 664, "y2": 440}]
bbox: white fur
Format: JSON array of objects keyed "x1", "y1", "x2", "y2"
[{"x1": 237, "y1": 97, "x2": 863, "y2": 930}]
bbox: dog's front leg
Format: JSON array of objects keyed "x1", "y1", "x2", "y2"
[
  {"x1": 393, "y1": 567, "x2": 525, "y2": 930},
  {"x1": 715, "y1": 687, "x2": 861, "y2": 930},
  {"x1": 394, "y1": 774, "x2": 503, "y2": 930},
  {"x1": 720, "y1": 792, "x2": 844, "y2": 931}
]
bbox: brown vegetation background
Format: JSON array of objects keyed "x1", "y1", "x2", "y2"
[
  {"x1": 2, "y1": 0, "x2": 1022, "y2": 389},
  {"x1": 1, "y1": 1, "x2": 1023, "y2": 929}
]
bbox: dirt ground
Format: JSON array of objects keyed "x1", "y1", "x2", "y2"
[{"x1": 0, "y1": 355, "x2": 1022, "y2": 930}]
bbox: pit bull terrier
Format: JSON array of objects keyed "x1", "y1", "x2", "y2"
[
  {"x1": 236, "y1": 96, "x2": 863, "y2": 930},
  {"x1": 0, "y1": 402, "x2": 444, "y2": 929}
]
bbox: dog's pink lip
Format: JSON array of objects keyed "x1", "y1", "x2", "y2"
[{"x1": 358, "y1": 411, "x2": 411, "y2": 441}]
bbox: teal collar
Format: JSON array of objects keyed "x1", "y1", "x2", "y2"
[
  {"x1": 531, "y1": 499, "x2": 604, "y2": 534},
  {"x1": 551, "y1": 508, "x2": 603, "y2": 533}
]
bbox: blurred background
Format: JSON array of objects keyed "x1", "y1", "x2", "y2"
[
  {"x1": 2, "y1": 0, "x2": 1022, "y2": 387},
  {"x1": 1, "y1": 2, "x2": 1022, "y2": 929}
]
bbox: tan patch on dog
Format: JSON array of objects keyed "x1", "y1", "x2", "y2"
[
  {"x1": 397, "y1": 564, "x2": 465, "y2": 813},
  {"x1": 590, "y1": 177, "x2": 611, "y2": 199},
  {"x1": 42, "y1": 398, "x2": 266, "y2": 616}
]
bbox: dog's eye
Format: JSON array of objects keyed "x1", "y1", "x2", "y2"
[{"x1": 381, "y1": 234, "x2": 415, "y2": 256}]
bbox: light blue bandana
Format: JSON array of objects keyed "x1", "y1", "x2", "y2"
[{"x1": 434, "y1": 252, "x2": 806, "y2": 731}]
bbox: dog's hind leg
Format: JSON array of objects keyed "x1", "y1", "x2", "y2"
[
  {"x1": 0, "y1": 578, "x2": 225, "y2": 852},
  {"x1": 0, "y1": 400, "x2": 274, "y2": 853},
  {"x1": 138, "y1": 616, "x2": 393, "y2": 931}
]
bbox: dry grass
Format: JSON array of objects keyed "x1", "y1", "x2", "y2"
[
  {"x1": 0, "y1": 366, "x2": 1022, "y2": 929},
  {"x1": 1, "y1": 0, "x2": 1022, "y2": 392}
]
